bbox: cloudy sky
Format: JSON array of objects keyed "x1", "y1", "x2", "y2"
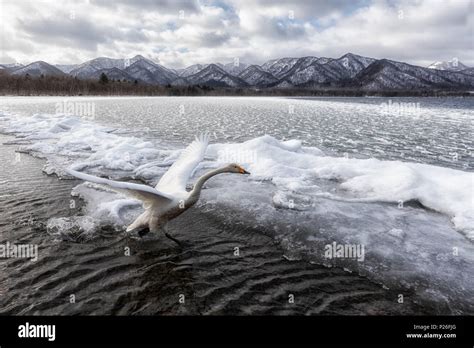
[{"x1": 1, "y1": 0, "x2": 472, "y2": 68}]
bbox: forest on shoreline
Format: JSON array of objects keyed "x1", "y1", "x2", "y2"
[{"x1": 0, "y1": 71, "x2": 471, "y2": 97}]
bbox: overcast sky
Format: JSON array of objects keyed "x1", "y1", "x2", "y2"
[{"x1": 1, "y1": 0, "x2": 472, "y2": 68}]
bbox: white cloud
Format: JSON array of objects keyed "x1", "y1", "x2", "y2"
[{"x1": 0, "y1": 0, "x2": 472, "y2": 68}]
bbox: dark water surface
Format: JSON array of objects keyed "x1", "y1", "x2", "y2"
[
  {"x1": 1, "y1": 96, "x2": 472, "y2": 315},
  {"x1": 0, "y1": 134, "x2": 433, "y2": 315}
]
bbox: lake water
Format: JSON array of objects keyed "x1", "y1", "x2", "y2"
[
  {"x1": 0, "y1": 96, "x2": 473, "y2": 314},
  {"x1": 1, "y1": 96, "x2": 473, "y2": 170}
]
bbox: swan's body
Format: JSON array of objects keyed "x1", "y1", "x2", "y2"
[{"x1": 66, "y1": 135, "x2": 249, "y2": 242}]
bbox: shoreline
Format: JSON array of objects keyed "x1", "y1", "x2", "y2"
[
  {"x1": 1, "y1": 72, "x2": 472, "y2": 98},
  {"x1": 0, "y1": 133, "x2": 434, "y2": 315},
  {"x1": 1, "y1": 92, "x2": 472, "y2": 98},
  {"x1": 1, "y1": 98, "x2": 472, "y2": 314}
]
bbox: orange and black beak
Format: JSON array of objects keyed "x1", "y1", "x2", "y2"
[{"x1": 239, "y1": 167, "x2": 250, "y2": 174}]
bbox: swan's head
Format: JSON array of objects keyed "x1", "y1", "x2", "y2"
[{"x1": 226, "y1": 163, "x2": 250, "y2": 175}]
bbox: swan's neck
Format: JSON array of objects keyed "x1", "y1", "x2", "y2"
[{"x1": 188, "y1": 167, "x2": 228, "y2": 202}]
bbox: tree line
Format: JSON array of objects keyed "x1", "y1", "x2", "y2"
[{"x1": 0, "y1": 70, "x2": 470, "y2": 97}]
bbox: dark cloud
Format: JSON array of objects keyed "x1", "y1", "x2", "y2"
[
  {"x1": 120, "y1": 28, "x2": 149, "y2": 42},
  {"x1": 18, "y1": 16, "x2": 114, "y2": 51},
  {"x1": 199, "y1": 31, "x2": 231, "y2": 47},
  {"x1": 18, "y1": 14, "x2": 150, "y2": 51}
]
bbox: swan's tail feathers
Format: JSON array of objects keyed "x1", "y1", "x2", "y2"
[{"x1": 66, "y1": 168, "x2": 174, "y2": 208}]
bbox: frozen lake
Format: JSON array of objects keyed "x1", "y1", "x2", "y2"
[
  {"x1": 0, "y1": 96, "x2": 473, "y2": 314},
  {"x1": 1, "y1": 96, "x2": 473, "y2": 171}
]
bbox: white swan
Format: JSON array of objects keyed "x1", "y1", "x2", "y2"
[{"x1": 66, "y1": 135, "x2": 250, "y2": 244}]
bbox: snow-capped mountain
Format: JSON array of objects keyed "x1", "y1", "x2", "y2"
[
  {"x1": 70, "y1": 55, "x2": 153, "y2": 79},
  {"x1": 70, "y1": 58, "x2": 122, "y2": 78},
  {"x1": 67, "y1": 55, "x2": 180, "y2": 85},
  {"x1": 276, "y1": 53, "x2": 376, "y2": 87},
  {"x1": 186, "y1": 64, "x2": 247, "y2": 87},
  {"x1": 315, "y1": 57, "x2": 332, "y2": 65},
  {"x1": 353, "y1": 59, "x2": 474, "y2": 90},
  {"x1": 3, "y1": 53, "x2": 473, "y2": 90},
  {"x1": 75, "y1": 57, "x2": 126, "y2": 71},
  {"x1": 288, "y1": 56, "x2": 320, "y2": 71},
  {"x1": 124, "y1": 58, "x2": 179, "y2": 85},
  {"x1": 178, "y1": 62, "x2": 249, "y2": 78},
  {"x1": 1, "y1": 63, "x2": 24, "y2": 69},
  {"x1": 222, "y1": 62, "x2": 249, "y2": 76},
  {"x1": 279, "y1": 62, "x2": 338, "y2": 86},
  {"x1": 260, "y1": 57, "x2": 300, "y2": 78},
  {"x1": 10, "y1": 61, "x2": 65, "y2": 77},
  {"x1": 355, "y1": 60, "x2": 432, "y2": 90},
  {"x1": 428, "y1": 59, "x2": 468, "y2": 72},
  {"x1": 177, "y1": 64, "x2": 209, "y2": 77},
  {"x1": 333, "y1": 53, "x2": 376, "y2": 77},
  {"x1": 68, "y1": 63, "x2": 99, "y2": 79},
  {"x1": 55, "y1": 64, "x2": 78, "y2": 74},
  {"x1": 238, "y1": 65, "x2": 279, "y2": 87}
]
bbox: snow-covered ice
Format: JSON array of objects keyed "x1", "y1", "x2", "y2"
[{"x1": 0, "y1": 100, "x2": 473, "y2": 312}]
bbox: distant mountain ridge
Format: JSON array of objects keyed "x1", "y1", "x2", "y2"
[
  {"x1": 10, "y1": 61, "x2": 65, "y2": 77},
  {"x1": 428, "y1": 59, "x2": 468, "y2": 72},
  {"x1": 3, "y1": 54, "x2": 473, "y2": 91}
]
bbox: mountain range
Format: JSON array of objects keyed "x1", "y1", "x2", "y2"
[
  {"x1": 1, "y1": 53, "x2": 473, "y2": 91},
  {"x1": 427, "y1": 59, "x2": 468, "y2": 71}
]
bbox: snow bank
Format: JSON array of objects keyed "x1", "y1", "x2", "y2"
[
  {"x1": 3, "y1": 111, "x2": 470, "y2": 238},
  {"x1": 1, "y1": 111, "x2": 472, "y2": 239},
  {"x1": 0, "y1": 112, "x2": 171, "y2": 179},
  {"x1": 207, "y1": 135, "x2": 474, "y2": 240}
]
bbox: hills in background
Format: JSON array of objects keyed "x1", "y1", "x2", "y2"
[
  {"x1": 1, "y1": 53, "x2": 473, "y2": 91},
  {"x1": 427, "y1": 58, "x2": 469, "y2": 72}
]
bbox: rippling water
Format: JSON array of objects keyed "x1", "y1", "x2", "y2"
[
  {"x1": 0, "y1": 96, "x2": 472, "y2": 315},
  {"x1": 0, "y1": 134, "x2": 431, "y2": 315}
]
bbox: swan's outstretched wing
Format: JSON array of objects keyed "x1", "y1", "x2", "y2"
[
  {"x1": 66, "y1": 169, "x2": 174, "y2": 207},
  {"x1": 156, "y1": 134, "x2": 209, "y2": 194}
]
